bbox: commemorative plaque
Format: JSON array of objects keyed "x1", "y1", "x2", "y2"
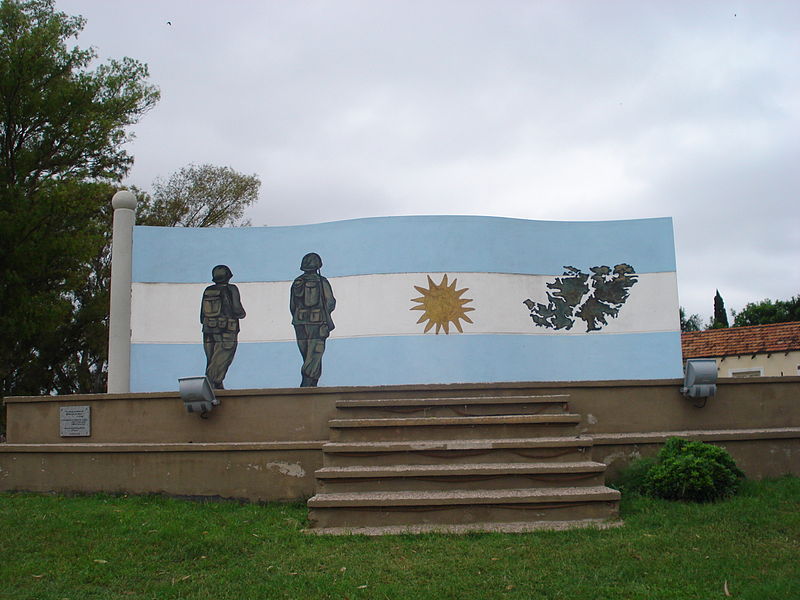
[{"x1": 59, "y1": 406, "x2": 91, "y2": 437}]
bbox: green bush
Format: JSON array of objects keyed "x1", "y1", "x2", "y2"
[
  {"x1": 611, "y1": 456, "x2": 657, "y2": 495},
  {"x1": 644, "y1": 437, "x2": 745, "y2": 502}
]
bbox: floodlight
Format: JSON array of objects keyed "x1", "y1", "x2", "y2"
[
  {"x1": 179, "y1": 376, "x2": 218, "y2": 417},
  {"x1": 681, "y1": 359, "x2": 717, "y2": 401}
]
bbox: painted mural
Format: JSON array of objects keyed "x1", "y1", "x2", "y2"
[
  {"x1": 523, "y1": 263, "x2": 638, "y2": 333},
  {"x1": 410, "y1": 274, "x2": 474, "y2": 334},
  {"x1": 129, "y1": 216, "x2": 682, "y2": 392},
  {"x1": 290, "y1": 252, "x2": 336, "y2": 387},
  {"x1": 200, "y1": 265, "x2": 245, "y2": 389}
]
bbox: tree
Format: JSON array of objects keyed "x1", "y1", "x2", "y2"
[
  {"x1": 139, "y1": 164, "x2": 260, "y2": 227},
  {"x1": 46, "y1": 165, "x2": 261, "y2": 396},
  {"x1": 732, "y1": 296, "x2": 800, "y2": 327},
  {"x1": 8, "y1": 181, "x2": 116, "y2": 395},
  {"x1": 0, "y1": 0, "x2": 159, "y2": 399},
  {"x1": 679, "y1": 307, "x2": 702, "y2": 332},
  {"x1": 709, "y1": 290, "x2": 729, "y2": 329},
  {"x1": 0, "y1": 0, "x2": 159, "y2": 191}
]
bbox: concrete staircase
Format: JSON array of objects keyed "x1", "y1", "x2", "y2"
[{"x1": 306, "y1": 392, "x2": 621, "y2": 535}]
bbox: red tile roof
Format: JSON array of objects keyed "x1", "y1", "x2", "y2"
[{"x1": 681, "y1": 321, "x2": 800, "y2": 359}]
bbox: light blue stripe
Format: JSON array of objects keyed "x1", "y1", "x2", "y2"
[
  {"x1": 130, "y1": 332, "x2": 683, "y2": 392},
  {"x1": 132, "y1": 216, "x2": 676, "y2": 283}
]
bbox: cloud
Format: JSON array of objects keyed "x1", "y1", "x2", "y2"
[{"x1": 59, "y1": 0, "x2": 800, "y2": 320}]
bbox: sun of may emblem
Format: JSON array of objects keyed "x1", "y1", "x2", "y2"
[{"x1": 410, "y1": 274, "x2": 475, "y2": 334}]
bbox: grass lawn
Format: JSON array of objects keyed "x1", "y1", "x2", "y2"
[{"x1": 1, "y1": 477, "x2": 798, "y2": 600}]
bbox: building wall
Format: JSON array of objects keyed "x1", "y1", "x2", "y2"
[
  {"x1": 2, "y1": 378, "x2": 798, "y2": 501},
  {"x1": 709, "y1": 350, "x2": 800, "y2": 378}
]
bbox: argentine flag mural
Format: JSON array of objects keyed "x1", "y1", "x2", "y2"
[{"x1": 129, "y1": 216, "x2": 682, "y2": 392}]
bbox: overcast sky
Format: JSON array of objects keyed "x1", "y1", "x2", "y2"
[{"x1": 58, "y1": 0, "x2": 799, "y2": 322}]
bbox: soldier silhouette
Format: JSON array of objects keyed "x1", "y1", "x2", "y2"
[
  {"x1": 200, "y1": 265, "x2": 246, "y2": 389},
  {"x1": 290, "y1": 252, "x2": 336, "y2": 387}
]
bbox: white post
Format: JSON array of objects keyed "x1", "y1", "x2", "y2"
[{"x1": 107, "y1": 190, "x2": 137, "y2": 394}]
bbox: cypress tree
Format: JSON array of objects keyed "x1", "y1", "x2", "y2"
[{"x1": 711, "y1": 290, "x2": 729, "y2": 329}]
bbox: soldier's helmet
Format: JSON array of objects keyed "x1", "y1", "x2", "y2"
[
  {"x1": 300, "y1": 252, "x2": 322, "y2": 272},
  {"x1": 211, "y1": 264, "x2": 233, "y2": 283}
]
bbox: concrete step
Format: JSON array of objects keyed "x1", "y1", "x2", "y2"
[
  {"x1": 315, "y1": 461, "x2": 608, "y2": 492},
  {"x1": 329, "y1": 414, "x2": 581, "y2": 442},
  {"x1": 336, "y1": 394, "x2": 570, "y2": 408},
  {"x1": 308, "y1": 392, "x2": 616, "y2": 535},
  {"x1": 334, "y1": 395, "x2": 570, "y2": 418},
  {"x1": 306, "y1": 518, "x2": 623, "y2": 536},
  {"x1": 307, "y1": 486, "x2": 621, "y2": 529},
  {"x1": 321, "y1": 436, "x2": 594, "y2": 467}
]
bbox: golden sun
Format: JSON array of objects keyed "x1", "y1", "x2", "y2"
[{"x1": 410, "y1": 274, "x2": 475, "y2": 334}]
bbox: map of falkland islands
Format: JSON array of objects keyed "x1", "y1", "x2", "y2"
[{"x1": 523, "y1": 263, "x2": 639, "y2": 332}]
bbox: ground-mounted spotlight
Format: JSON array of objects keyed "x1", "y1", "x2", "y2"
[
  {"x1": 681, "y1": 358, "x2": 717, "y2": 407},
  {"x1": 178, "y1": 376, "x2": 218, "y2": 418}
]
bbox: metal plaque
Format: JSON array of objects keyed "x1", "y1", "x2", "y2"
[{"x1": 59, "y1": 406, "x2": 91, "y2": 437}]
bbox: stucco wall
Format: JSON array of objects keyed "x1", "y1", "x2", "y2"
[
  {"x1": 4, "y1": 388, "x2": 338, "y2": 445},
  {"x1": 709, "y1": 350, "x2": 800, "y2": 378},
  {"x1": 2, "y1": 378, "x2": 798, "y2": 501}
]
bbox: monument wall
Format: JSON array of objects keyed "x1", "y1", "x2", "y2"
[
  {"x1": 4, "y1": 211, "x2": 793, "y2": 502},
  {"x1": 129, "y1": 216, "x2": 682, "y2": 392},
  {"x1": 3, "y1": 378, "x2": 798, "y2": 501}
]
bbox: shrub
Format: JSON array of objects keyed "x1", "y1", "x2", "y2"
[
  {"x1": 644, "y1": 437, "x2": 745, "y2": 502},
  {"x1": 611, "y1": 456, "x2": 657, "y2": 495}
]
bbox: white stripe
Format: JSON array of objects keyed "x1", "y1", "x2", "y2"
[{"x1": 131, "y1": 271, "x2": 679, "y2": 344}]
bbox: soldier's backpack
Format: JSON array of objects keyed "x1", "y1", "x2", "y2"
[{"x1": 203, "y1": 288, "x2": 223, "y2": 318}]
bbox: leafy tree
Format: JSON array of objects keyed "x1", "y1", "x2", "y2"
[
  {"x1": 0, "y1": 0, "x2": 158, "y2": 191},
  {"x1": 0, "y1": 0, "x2": 159, "y2": 399},
  {"x1": 679, "y1": 307, "x2": 702, "y2": 332},
  {"x1": 47, "y1": 165, "x2": 261, "y2": 396},
  {"x1": 139, "y1": 164, "x2": 260, "y2": 227},
  {"x1": 732, "y1": 296, "x2": 800, "y2": 327},
  {"x1": 7, "y1": 181, "x2": 116, "y2": 395},
  {"x1": 709, "y1": 290, "x2": 729, "y2": 329}
]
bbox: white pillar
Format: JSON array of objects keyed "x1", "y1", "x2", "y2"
[{"x1": 107, "y1": 190, "x2": 137, "y2": 393}]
